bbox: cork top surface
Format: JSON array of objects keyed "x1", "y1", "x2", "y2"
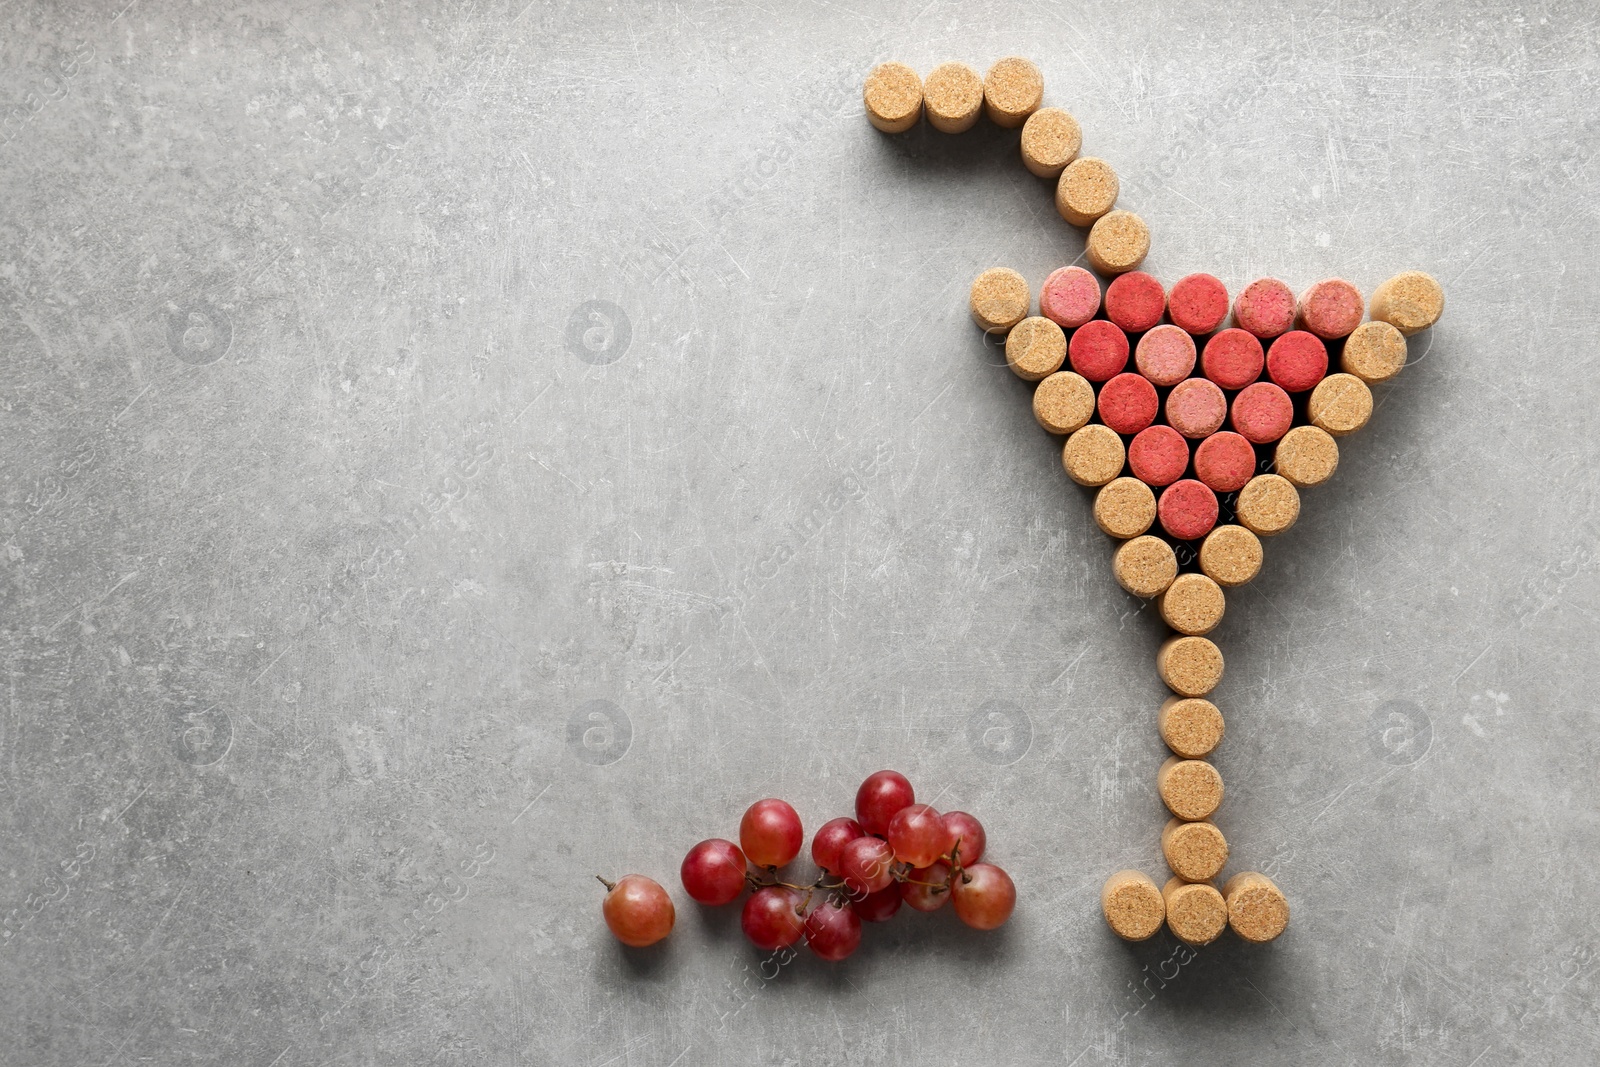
[
  {"x1": 1163, "y1": 880, "x2": 1228, "y2": 945},
  {"x1": 1275, "y1": 425, "x2": 1340, "y2": 487},
  {"x1": 1159, "y1": 696, "x2": 1225, "y2": 759},
  {"x1": 1341, "y1": 320, "x2": 1408, "y2": 383},
  {"x1": 1158, "y1": 756, "x2": 1224, "y2": 820},
  {"x1": 1237, "y1": 474, "x2": 1300, "y2": 536},
  {"x1": 1372, "y1": 270, "x2": 1445, "y2": 334},
  {"x1": 1308, "y1": 373, "x2": 1374, "y2": 436},
  {"x1": 1158, "y1": 635, "x2": 1224, "y2": 697},
  {"x1": 1162, "y1": 821, "x2": 1229, "y2": 882},
  {"x1": 1056, "y1": 157, "x2": 1119, "y2": 225},
  {"x1": 1102, "y1": 871, "x2": 1165, "y2": 941},
  {"x1": 1298, "y1": 278, "x2": 1364, "y2": 340},
  {"x1": 863, "y1": 63, "x2": 922, "y2": 123},
  {"x1": 924, "y1": 62, "x2": 983, "y2": 119},
  {"x1": 1113, "y1": 535, "x2": 1178, "y2": 598},
  {"x1": 1199, "y1": 524, "x2": 1263, "y2": 587},
  {"x1": 970, "y1": 267, "x2": 1030, "y2": 332},
  {"x1": 1094, "y1": 477, "x2": 1157, "y2": 539},
  {"x1": 983, "y1": 57, "x2": 1044, "y2": 123},
  {"x1": 1005, "y1": 316, "x2": 1067, "y2": 380},
  {"x1": 1225, "y1": 873, "x2": 1290, "y2": 943},
  {"x1": 1086, "y1": 210, "x2": 1151, "y2": 275},
  {"x1": 1033, "y1": 371, "x2": 1096, "y2": 435},
  {"x1": 1020, "y1": 107, "x2": 1082, "y2": 169},
  {"x1": 1062, "y1": 423, "x2": 1126, "y2": 486},
  {"x1": 1160, "y1": 573, "x2": 1226, "y2": 635}
]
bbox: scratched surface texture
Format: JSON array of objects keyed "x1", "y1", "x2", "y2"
[{"x1": 1, "y1": 0, "x2": 1596, "y2": 1063}]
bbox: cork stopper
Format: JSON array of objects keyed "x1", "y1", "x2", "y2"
[
  {"x1": 1032, "y1": 371, "x2": 1095, "y2": 435},
  {"x1": 1274, "y1": 425, "x2": 1340, "y2": 488},
  {"x1": 1112, "y1": 535, "x2": 1178, "y2": 598},
  {"x1": 1236, "y1": 474, "x2": 1300, "y2": 537},
  {"x1": 1101, "y1": 870, "x2": 1165, "y2": 941},
  {"x1": 1369, "y1": 270, "x2": 1444, "y2": 336},
  {"x1": 1223, "y1": 872, "x2": 1290, "y2": 943},
  {"x1": 1062, "y1": 424, "x2": 1126, "y2": 486},
  {"x1": 863, "y1": 63, "x2": 923, "y2": 134},
  {"x1": 982, "y1": 57, "x2": 1043, "y2": 128},
  {"x1": 970, "y1": 267, "x2": 1031, "y2": 334},
  {"x1": 1055, "y1": 157, "x2": 1118, "y2": 227},
  {"x1": 924, "y1": 62, "x2": 984, "y2": 134},
  {"x1": 1158, "y1": 696, "x2": 1224, "y2": 759},
  {"x1": 1157, "y1": 635, "x2": 1224, "y2": 697},
  {"x1": 1135, "y1": 325, "x2": 1198, "y2": 387},
  {"x1": 1308, "y1": 372, "x2": 1374, "y2": 436},
  {"x1": 1161, "y1": 821, "x2": 1229, "y2": 883},
  {"x1": 1040, "y1": 265, "x2": 1101, "y2": 329},
  {"x1": 1296, "y1": 278, "x2": 1364, "y2": 340},
  {"x1": 1005, "y1": 316, "x2": 1067, "y2": 381},
  {"x1": 1020, "y1": 107, "x2": 1082, "y2": 178},
  {"x1": 1085, "y1": 210, "x2": 1151, "y2": 275},
  {"x1": 1128, "y1": 425, "x2": 1190, "y2": 488},
  {"x1": 1094, "y1": 477, "x2": 1157, "y2": 539},
  {"x1": 1157, "y1": 755, "x2": 1224, "y2": 821},
  {"x1": 1159, "y1": 573, "x2": 1225, "y2": 636},
  {"x1": 1162, "y1": 877, "x2": 1229, "y2": 945},
  {"x1": 1199, "y1": 525, "x2": 1263, "y2": 588},
  {"x1": 1341, "y1": 320, "x2": 1408, "y2": 384}
]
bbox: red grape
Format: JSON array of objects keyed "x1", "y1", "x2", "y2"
[
  {"x1": 740, "y1": 886, "x2": 805, "y2": 950},
  {"x1": 811, "y1": 817, "x2": 865, "y2": 874},
  {"x1": 951, "y1": 863, "x2": 1016, "y2": 930},
  {"x1": 739, "y1": 798, "x2": 804, "y2": 869},
  {"x1": 838, "y1": 835, "x2": 896, "y2": 896},
  {"x1": 941, "y1": 811, "x2": 987, "y2": 867},
  {"x1": 680, "y1": 838, "x2": 747, "y2": 905},
  {"x1": 887, "y1": 804, "x2": 954, "y2": 868},
  {"x1": 803, "y1": 899, "x2": 863, "y2": 961},
  {"x1": 600, "y1": 875, "x2": 675, "y2": 947},
  {"x1": 851, "y1": 884, "x2": 903, "y2": 922},
  {"x1": 901, "y1": 861, "x2": 952, "y2": 912},
  {"x1": 855, "y1": 770, "x2": 915, "y2": 836}
]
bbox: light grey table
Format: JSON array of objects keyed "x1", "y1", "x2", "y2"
[{"x1": 2, "y1": 1, "x2": 1595, "y2": 1063}]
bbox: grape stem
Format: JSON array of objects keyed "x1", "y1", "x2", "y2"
[
  {"x1": 595, "y1": 875, "x2": 616, "y2": 892},
  {"x1": 744, "y1": 869, "x2": 846, "y2": 893}
]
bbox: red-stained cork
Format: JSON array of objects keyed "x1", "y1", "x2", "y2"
[
  {"x1": 1105, "y1": 271, "x2": 1166, "y2": 334},
  {"x1": 1166, "y1": 378, "x2": 1228, "y2": 439},
  {"x1": 1266, "y1": 330, "x2": 1329, "y2": 393},
  {"x1": 1098, "y1": 372, "x2": 1159, "y2": 435},
  {"x1": 1159, "y1": 479, "x2": 1220, "y2": 541},
  {"x1": 1068, "y1": 319, "x2": 1130, "y2": 382},
  {"x1": 1040, "y1": 266, "x2": 1101, "y2": 330},
  {"x1": 1193, "y1": 431, "x2": 1256, "y2": 493},
  {"x1": 1128, "y1": 425, "x2": 1190, "y2": 488},
  {"x1": 1168, "y1": 273, "x2": 1229, "y2": 336},
  {"x1": 1231, "y1": 382, "x2": 1294, "y2": 445},
  {"x1": 1297, "y1": 278, "x2": 1364, "y2": 340},
  {"x1": 1135, "y1": 325, "x2": 1197, "y2": 387},
  {"x1": 1201, "y1": 329, "x2": 1264, "y2": 391},
  {"x1": 1234, "y1": 278, "x2": 1296, "y2": 340}
]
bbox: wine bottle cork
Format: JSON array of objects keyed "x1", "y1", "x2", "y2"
[
  {"x1": 1127, "y1": 425, "x2": 1189, "y2": 488},
  {"x1": 1274, "y1": 425, "x2": 1339, "y2": 488},
  {"x1": 1199, "y1": 525, "x2": 1262, "y2": 587},
  {"x1": 1094, "y1": 477, "x2": 1157, "y2": 539},
  {"x1": 1223, "y1": 871, "x2": 1290, "y2": 943},
  {"x1": 1055, "y1": 157, "x2": 1118, "y2": 227},
  {"x1": 1112, "y1": 535, "x2": 1178, "y2": 598},
  {"x1": 1168, "y1": 273, "x2": 1229, "y2": 336},
  {"x1": 1162, "y1": 823, "x2": 1228, "y2": 884},
  {"x1": 1297, "y1": 278, "x2": 1364, "y2": 340},
  {"x1": 1158, "y1": 696, "x2": 1224, "y2": 759},
  {"x1": 1097, "y1": 372, "x2": 1158, "y2": 435},
  {"x1": 1105, "y1": 270, "x2": 1166, "y2": 334},
  {"x1": 1340, "y1": 320, "x2": 1407, "y2": 384},
  {"x1": 1308, "y1": 373, "x2": 1373, "y2": 436},
  {"x1": 1157, "y1": 755, "x2": 1224, "y2": 820},
  {"x1": 1200, "y1": 328, "x2": 1264, "y2": 390},
  {"x1": 1157, "y1": 636, "x2": 1223, "y2": 698},
  {"x1": 1135, "y1": 324, "x2": 1197, "y2": 386},
  {"x1": 982, "y1": 56, "x2": 1043, "y2": 128},
  {"x1": 1062, "y1": 423, "x2": 1125, "y2": 486},
  {"x1": 1162, "y1": 876, "x2": 1228, "y2": 945},
  {"x1": 1166, "y1": 378, "x2": 1228, "y2": 439},
  {"x1": 1020, "y1": 107, "x2": 1081, "y2": 178},
  {"x1": 1159, "y1": 573, "x2": 1225, "y2": 636},
  {"x1": 1235, "y1": 474, "x2": 1300, "y2": 536},
  {"x1": 1231, "y1": 382, "x2": 1293, "y2": 445},
  {"x1": 1369, "y1": 270, "x2": 1444, "y2": 335},
  {"x1": 1032, "y1": 371, "x2": 1096, "y2": 435},
  {"x1": 1085, "y1": 210, "x2": 1150, "y2": 275},
  {"x1": 1039, "y1": 265, "x2": 1100, "y2": 328},
  {"x1": 1101, "y1": 869, "x2": 1165, "y2": 941},
  {"x1": 1265, "y1": 330, "x2": 1329, "y2": 393},
  {"x1": 1193, "y1": 431, "x2": 1256, "y2": 493},
  {"x1": 970, "y1": 267, "x2": 1031, "y2": 334},
  {"x1": 1005, "y1": 316, "x2": 1067, "y2": 380},
  {"x1": 1158, "y1": 479, "x2": 1219, "y2": 542},
  {"x1": 1233, "y1": 278, "x2": 1296, "y2": 340},
  {"x1": 924, "y1": 62, "x2": 984, "y2": 133},
  {"x1": 1068, "y1": 319, "x2": 1129, "y2": 381},
  {"x1": 863, "y1": 62, "x2": 924, "y2": 134}
]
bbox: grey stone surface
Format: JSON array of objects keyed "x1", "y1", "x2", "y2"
[{"x1": 1, "y1": 1, "x2": 1596, "y2": 1063}]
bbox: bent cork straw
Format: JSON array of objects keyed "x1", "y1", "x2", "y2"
[
  {"x1": 1102, "y1": 870, "x2": 1165, "y2": 941},
  {"x1": 1163, "y1": 877, "x2": 1229, "y2": 946},
  {"x1": 863, "y1": 62, "x2": 923, "y2": 133}
]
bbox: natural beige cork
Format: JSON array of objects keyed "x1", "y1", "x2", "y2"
[
  {"x1": 1158, "y1": 755, "x2": 1224, "y2": 821},
  {"x1": 1224, "y1": 871, "x2": 1290, "y2": 943},
  {"x1": 863, "y1": 62, "x2": 923, "y2": 134},
  {"x1": 1101, "y1": 869, "x2": 1165, "y2": 941},
  {"x1": 1158, "y1": 696, "x2": 1224, "y2": 759},
  {"x1": 1162, "y1": 821, "x2": 1229, "y2": 883},
  {"x1": 1157, "y1": 636, "x2": 1224, "y2": 698},
  {"x1": 1236, "y1": 474, "x2": 1300, "y2": 537},
  {"x1": 1020, "y1": 107, "x2": 1081, "y2": 178},
  {"x1": 1308, "y1": 373, "x2": 1373, "y2": 437},
  {"x1": 1199, "y1": 525, "x2": 1262, "y2": 588},
  {"x1": 924, "y1": 62, "x2": 984, "y2": 134},
  {"x1": 1085, "y1": 210, "x2": 1150, "y2": 275},
  {"x1": 1341, "y1": 320, "x2": 1408, "y2": 384},
  {"x1": 1369, "y1": 270, "x2": 1444, "y2": 336},
  {"x1": 1055, "y1": 157, "x2": 1118, "y2": 227},
  {"x1": 970, "y1": 267, "x2": 1031, "y2": 334},
  {"x1": 1159, "y1": 573, "x2": 1226, "y2": 636},
  {"x1": 1062, "y1": 423, "x2": 1125, "y2": 486},
  {"x1": 1274, "y1": 425, "x2": 1340, "y2": 488},
  {"x1": 982, "y1": 57, "x2": 1043, "y2": 128},
  {"x1": 1163, "y1": 877, "x2": 1229, "y2": 945},
  {"x1": 1094, "y1": 477, "x2": 1157, "y2": 539},
  {"x1": 1005, "y1": 316, "x2": 1067, "y2": 381},
  {"x1": 1113, "y1": 536, "x2": 1178, "y2": 598},
  {"x1": 1032, "y1": 371, "x2": 1095, "y2": 435}
]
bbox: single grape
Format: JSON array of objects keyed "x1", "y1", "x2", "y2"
[
  {"x1": 811, "y1": 816, "x2": 865, "y2": 874},
  {"x1": 740, "y1": 886, "x2": 806, "y2": 951},
  {"x1": 941, "y1": 811, "x2": 987, "y2": 866},
  {"x1": 838, "y1": 835, "x2": 896, "y2": 896},
  {"x1": 950, "y1": 863, "x2": 1016, "y2": 930},
  {"x1": 855, "y1": 770, "x2": 915, "y2": 836},
  {"x1": 900, "y1": 861, "x2": 952, "y2": 912},
  {"x1": 599, "y1": 875, "x2": 675, "y2": 947},
  {"x1": 739, "y1": 798, "x2": 804, "y2": 869},
  {"x1": 887, "y1": 804, "x2": 954, "y2": 868},
  {"x1": 680, "y1": 838, "x2": 747, "y2": 906},
  {"x1": 851, "y1": 884, "x2": 903, "y2": 923},
  {"x1": 803, "y1": 899, "x2": 863, "y2": 961}
]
